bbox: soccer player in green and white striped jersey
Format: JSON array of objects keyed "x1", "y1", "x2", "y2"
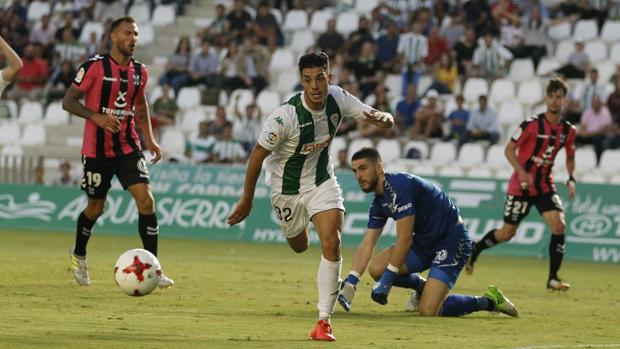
[{"x1": 227, "y1": 51, "x2": 393, "y2": 341}]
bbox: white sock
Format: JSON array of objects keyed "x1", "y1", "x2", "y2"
[{"x1": 317, "y1": 255, "x2": 342, "y2": 320}]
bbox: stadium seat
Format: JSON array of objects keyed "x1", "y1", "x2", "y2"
[
  {"x1": 151, "y1": 4, "x2": 176, "y2": 26},
  {"x1": 417, "y1": 75, "x2": 434, "y2": 95},
  {"x1": 228, "y1": 89, "x2": 254, "y2": 117},
  {"x1": 410, "y1": 161, "x2": 436, "y2": 176},
  {"x1": 609, "y1": 174, "x2": 620, "y2": 184},
  {"x1": 0, "y1": 122, "x2": 20, "y2": 145},
  {"x1": 26, "y1": 1, "x2": 51, "y2": 22},
  {"x1": 554, "y1": 147, "x2": 567, "y2": 167},
  {"x1": 385, "y1": 74, "x2": 402, "y2": 100},
  {"x1": 136, "y1": 23, "x2": 155, "y2": 46},
  {"x1": 176, "y1": 87, "x2": 201, "y2": 110},
  {"x1": 180, "y1": 108, "x2": 207, "y2": 134},
  {"x1": 283, "y1": 9, "x2": 309, "y2": 32},
  {"x1": 597, "y1": 60, "x2": 616, "y2": 83},
  {"x1": 429, "y1": 142, "x2": 456, "y2": 166},
  {"x1": 517, "y1": 80, "x2": 543, "y2": 106},
  {"x1": 536, "y1": 57, "x2": 561, "y2": 76},
  {"x1": 159, "y1": 127, "x2": 186, "y2": 156},
  {"x1": 580, "y1": 172, "x2": 606, "y2": 184},
  {"x1": 601, "y1": 20, "x2": 620, "y2": 43},
  {"x1": 494, "y1": 166, "x2": 514, "y2": 179},
  {"x1": 438, "y1": 164, "x2": 465, "y2": 177},
  {"x1": 329, "y1": 136, "x2": 347, "y2": 163},
  {"x1": 509, "y1": 59, "x2": 535, "y2": 82},
  {"x1": 20, "y1": 123, "x2": 46, "y2": 146},
  {"x1": 609, "y1": 42, "x2": 620, "y2": 64},
  {"x1": 256, "y1": 90, "x2": 280, "y2": 115},
  {"x1": 1, "y1": 100, "x2": 18, "y2": 120},
  {"x1": 485, "y1": 144, "x2": 510, "y2": 170},
  {"x1": 0, "y1": 144, "x2": 23, "y2": 169},
  {"x1": 270, "y1": 8, "x2": 283, "y2": 25},
  {"x1": 128, "y1": 2, "x2": 151, "y2": 23},
  {"x1": 598, "y1": 149, "x2": 620, "y2": 176},
  {"x1": 17, "y1": 101, "x2": 44, "y2": 125},
  {"x1": 149, "y1": 85, "x2": 175, "y2": 104},
  {"x1": 463, "y1": 78, "x2": 488, "y2": 103},
  {"x1": 354, "y1": 0, "x2": 379, "y2": 14},
  {"x1": 268, "y1": 48, "x2": 295, "y2": 74},
  {"x1": 573, "y1": 19, "x2": 598, "y2": 42},
  {"x1": 554, "y1": 40, "x2": 575, "y2": 64},
  {"x1": 498, "y1": 100, "x2": 524, "y2": 128},
  {"x1": 310, "y1": 9, "x2": 334, "y2": 34},
  {"x1": 584, "y1": 41, "x2": 608, "y2": 63},
  {"x1": 79, "y1": 22, "x2": 105, "y2": 44},
  {"x1": 290, "y1": 30, "x2": 315, "y2": 54},
  {"x1": 467, "y1": 166, "x2": 493, "y2": 178},
  {"x1": 574, "y1": 147, "x2": 597, "y2": 173},
  {"x1": 43, "y1": 102, "x2": 69, "y2": 125},
  {"x1": 336, "y1": 11, "x2": 359, "y2": 36},
  {"x1": 347, "y1": 138, "x2": 373, "y2": 162},
  {"x1": 457, "y1": 142, "x2": 485, "y2": 167},
  {"x1": 376, "y1": 139, "x2": 401, "y2": 165},
  {"x1": 402, "y1": 140, "x2": 429, "y2": 160},
  {"x1": 547, "y1": 21, "x2": 571, "y2": 41},
  {"x1": 489, "y1": 79, "x2": 515, "y2": 106},
  {"x1": 274, "y1": 70, "x2": 300, "y2": 95}
]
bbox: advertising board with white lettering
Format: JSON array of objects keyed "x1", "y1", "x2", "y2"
[{"x1": 1, "y1": 164, "x2": 618, "y2": 264}]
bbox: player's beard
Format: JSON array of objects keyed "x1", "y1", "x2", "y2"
[
  {"x1": 359, "y1": 174, "x2": 378, "y2": 193},
  {"x1": 119, "y1": 44, "x2": 134, "y2": 57}
]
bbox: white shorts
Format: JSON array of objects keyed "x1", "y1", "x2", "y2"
[{"x1": 271, "y1": 178, "x2": 345, "y2": 239}]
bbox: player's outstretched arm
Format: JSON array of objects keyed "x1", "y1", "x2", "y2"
[
  {"x1": 363, "y1": 109, "x2": 394, "y2": 129},
  {"x1": 566, "y1": 155, "x2": 576, "y2": 199},
  {"x1": 135, "y1": 92, "x2": 161, "y2": 163},
  {"x1": 62, "y1": 85, "x2": 120, "y2": 133},
  {"x1": 227, "y1": 144, "x2": 272, "y2": 226},
  {"x1": 0, "y1": 35, "x2": 22, "y2": 81}
]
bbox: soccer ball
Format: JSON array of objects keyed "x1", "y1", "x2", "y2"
[{"x1": 114, "y1": 249, "x2": 161, "y2": 296}]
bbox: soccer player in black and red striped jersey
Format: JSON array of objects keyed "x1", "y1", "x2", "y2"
[
  {"x1": 465, "y1": 78, "x2": 577, "y2": 291},
  {"x1": 62, "y1": 16, "x2": 173, "y2": 288}
]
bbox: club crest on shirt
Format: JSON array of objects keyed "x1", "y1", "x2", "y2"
[
  {"x1": 114, "y1": 91, "x2": 127, "y2": 108},
  {"x1": 74, "y1": 67, "x2": 85, "y2": 83},
  {"x1": 266, "y1": 131, "x2": 278, "y2": 145}
]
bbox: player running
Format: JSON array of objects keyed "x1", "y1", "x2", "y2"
[
  {"x1": 465, "y1": 78, "x2": 576, "y2": 291},
  {"x1": 63, "y1": 16, "x2": 173, "y2": 288},
  {"x1": 0, "y1": 35, "x2": 23, "y2": 96},
  {"x1": 227, "y1": 51, "x2": 393, "y2": 341},
  {"x1": 338, "y1": 147, "x2": 518, "y2": 318}
]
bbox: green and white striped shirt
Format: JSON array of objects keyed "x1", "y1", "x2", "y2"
[{"x1": 258, "y1": 85, "x2": 371, "y2": 195}]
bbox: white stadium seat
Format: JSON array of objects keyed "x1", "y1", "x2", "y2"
[
  {"x1": 547, "y1": 21, "x2": 571, "y2": 41},
  {"x1": 159, "y1": 127, "x2": 185, "y2": 156},
  {"x1": 336, "y1": 11, "x2": 359, "y2": 36},
  {"x1": 20, "y1": 123, "x2": 46, "y2": 146},
  {"x1": 354, "y1": 0, "x2": 379, "y2": 14},
  {"x1": 310, "y1": 10, "x2": 334, "y2": 34},
  {"x1": 256, "y1": 90, "x2": 281, "y2": 115},
  {"x1": 489, "y1": 78, "x2": 515, "y2": 106},
  {"x1": 43, "y1": 102, "x2": 70, "y2": 125},
  {"x1": 128, "y1": 2, "x2": 151, "y2": 23},
  {"x1": 584, "y1": 41, "x2": 608, "y2": 63},
  {"x1": 27, "y1": 1, "x2": 51, "y2": 22},
  {"x1": 509, "y1": 59, "x2": 535, "y2": 82},
  {"x1": 498, "y1": 100, "x2": 524, "y2": 128},
  {"x1": 136, "y1": 23, "x2": 155, "y2": 46},
  {"x1": 429, "y1": 142, "x2": 456, "y2": 166},
  {"x1": 151, "y1": 4, "x2": 176, "y2": 26},
  {"x1": 385, "y1": 74, "x2": 402, "y2": 100},
  {"x1": 376, "y1": 139, "x2": 401, "y2": 165},
  {"x1": 79, "y1": 22, "x2": 105, "y2": 44},
  {"x1": 536, "y1": 57, "x2": 561, "y2": 76},
  {"x1": 149, "y1": 85, "x2": 175, "y2": 104},
  {"x1": 329, "y1": 136, "x2": 347, "y2": 163},
  {"x1": 402, "y1": 140, "x2": 429, "y2": 160},
  {"x1": 598, "y1": 149, "x2": 620, "y2": 176},
  {"x1": 176, "y1": 87, "x2": 201, "y2": 110},
  {"x1": 18, "y1": 101, "x2": 44, "y2": 125},
  {"x1": 485, "y1": 144, "x2": 510, "y2": 170},
  {"x1": 0, "y1": 122, "x2": 20, "y2": 145},
  {"x1": 0, "y1": 144, "x2": 23, "y2": 169},
  {"x1": 290, "y1": 30, "x2": 315, "y2": 54},
  {"x1": 457, "y1": 142, "x2": 485, "y2": 167},
  {"x1": 575, "y1": 147, "x2": 598, "y2": 173},
  {"x1": 268, "y1": 48, "x2": 295, "y2": 74},
  {"x1": 517, "y1": 80, "x2": 543, "y2": 106},
  {"x1": 347, "y1": 138, "x2": 373, "y2": 162},
  {"x1": 601, "y1": 20, "x2": 620, "y2": 43},
  {"x1": 463, "y1": 78, "x2": 488, "y2": 103},
  {"x1": 410, "y1": 162, "x2": 436, "y2": 176},
  {"x1": 274, "y1": 70, "x2": 300, "y2": 95},
  {"x1": 580, "y1": 172, "x2": 606, "y2": 184},
  {"x1": 597, "y1": 60, "x2": 616, "y2": 83},
  {"x1": 283, "y1": 9, "x2": 308, "y2": 32},
  {"x1": 573, "y1": 19, "x2": 598, "y2": 42},
  {"x1": 555, "y1": 40, "x2": 575, "y2": 64},
  {"x1": 270, "y1": 8, "x2": 283, "y2": 25},
  {"x1": 467, "y1": 166, "x2": 493, "y2": 178},
  {"x1": 180, "y1": 108, "x2": 207, "y2": 134},
  {"x1": 610, "y1": 42, "x2": 620, "y2": 64},
  {"x1": 438, "y1": 164, "x2": 465, "y2": 177}
]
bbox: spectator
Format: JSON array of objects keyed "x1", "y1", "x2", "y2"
[
  {"x1": 51, "y1": 0, "x2": 75, "y2": 23},
  {"x1": 29, "y1": 14, "x2": 56, "y2": 48},
  {"x1": 424, "y1": 26, "x2": 449, "y2": 66},
  {"x1": 346, "y1": 16, "x2": 375, "y2": 59},
  {"x1": 201, "y1": 3, "x2": 229, "y2": 41},
  {"x1": 55, "y1": 28, "x2": 87, "y2": 64},
  {"x1": 349, "y1": 42, "x2": 381, "y2": 98},
  {"x1": 463, "y1": 0, "x2": 493, "y2": 37},
  {"x1": 395, "y1": 83, "x2": 420, "y2": 135},
  {"x1": 454, "y1": 26, "x2": 478, "y2": 78},
  {"x1": 85, "y1": 31, "x2": 100, "y2": 57},
  {"x1": 210, "y1": 123, "x2": 247, "y2": 164},
  {"x1": 232, "y1": 95, "x2": 262, "y2": 152},
  {"x1": 237, "y1": 36, "x2": 270, "y2": 95},
  {"x1": 376, "y1": 21, "x2": 400, "y2": 74},
  {"x1": 576, "y1": 95, "x2": 613, "y2": 164},
  {"x1": 317, "y1": 19, "x2": 345, "y2": 59},
  {"x1": 412, "y1": 89, "x2": 444, "y2": 139},
  {"x1": 45, "y1": 60, "x2": 76, "y2": 103},
  {"x1": 472, "y1": 30, "x2": 513, "y2": 80},
  {"x1": 512, "y1": 6, "x2": 549, "y2": 69},
  {"x1": 3, "y1": 14, "x2": 29, "y2": 56},
  {"x1": 445, "y1": 94, "x2": 470, "y2": 142},
  {"x1": 4, "y1": 0, "x2": 28, "y2": 24},
  {"x1": 54, "y1": 12, "x2": 80, "y2": 42},
  {"x1": 185, "y1": 121, "x2": 215, "y2": 164},
  {"x1": 227, "y1": 0, "x2": 253, "y2": 42},
  {"x1": 398, "y1": 21, "x2": 428, "y2": 96},
  {"x1": 428, "y1": 52, "x2": 458, "y2": 94},
  {"x1": 463, "y1": 95, "x2": 500, "y2": 145},
  {"x1": 254, "y1": 1, "x2": 283, "y2": 47},
  {"x1": 606, "y1": 80, "x2": 620, "y2": 150},
  {"x1": 93, "y1": 0, "x2": 124, "y2": 22},
  {"x1": 555, "y1": 41, "x2": 589, "y2": 79},
  {"x1": 188, "y1": 39, "x2": 219, "y2": 88},
  {"x1": 442, "y1": 10, "x2": 465, "y2": 49},
  {"x1": 610, "y1": 64, "x2": 620, "y2": 85},
  {"x1": 8, "y1": 44, "x2": 48, "y2": 101},
  {"x1": 159, "y1": 36, "x2": 192, "y2": 95},
  {"x1": 580, "y1": 68, "x2": 605, "y2": 113},
  {"x1": 491, "y1": 0, "x2": 520, "y2": 26},
  {"x1": 151, "y1": 84, "x2": 178, "y2": 139},
  {"x1": 334, "y1": 149, "x2": 350, "y2": 171},
  {"x1": 358, "y1": 87, "x2": 396, "y2": 138},
  {"x1": 33, "y1": 164, "x2": 45, "y2": 185},
  {"x1": 220, "y1": 41, "x2": 242, "y2": 94},
  {"x1": 210, "y1": 106, "x2": 231, "y2": 138},
  {"x1": 53, "y1": 161, "x2": 79, "y2": 187}
]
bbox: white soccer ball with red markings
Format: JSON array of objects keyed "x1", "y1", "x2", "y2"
[{"x1": 114, "y1": 249, "x2": 161, "y2": 296}]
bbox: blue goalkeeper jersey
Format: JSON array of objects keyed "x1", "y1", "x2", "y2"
[{"x1": 367, "y1": 172, "x2": 462, "y2": 247}]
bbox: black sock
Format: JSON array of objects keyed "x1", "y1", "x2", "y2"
[
  {"x1": 74, "y1": 211, "x2": 96, "y2": 256},
  {"x1": 471, "y1": 229, "x2": 499, "y2": 262},
  {"x1": 139, "y1": 213, "x2": 159, "y2": 256},
  {"x1": 549, "y1": 234, "x2": 565, "y2": 280}
]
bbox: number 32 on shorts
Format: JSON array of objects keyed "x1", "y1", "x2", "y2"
[{"x1": 274, "y1": 206, "x2": 292, "y2": 222}]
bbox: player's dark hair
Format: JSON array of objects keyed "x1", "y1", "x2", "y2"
[
  {"x1": 546, "y1": 77, "x2": 568, "y2": 97},
  {"x1": 110, "y1": 16, "x2": 136, "y2": 32},
  {"x1": 352, "y1": 147, "x2": 382, "y2": 164},
  {"x1": 298, "y1": 51, "x2": 330, "y2": 74}
]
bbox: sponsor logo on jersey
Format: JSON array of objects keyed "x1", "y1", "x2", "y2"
[
  {"x1": 100, "y1": 106, "x2": 134, "y2": 119},
  {"x1": 114, "y1": 91, "x2": 128, "y2": 108},
  {"x1": 301, "y1": 139, "x2": 330, "y2": 154},
  {"x1": 103, "y1": 76, "x2": 117, "y2": 82},
  {"x1": 396, "y1": 202, "x2": 412, "y2": 213},
  {"x1": 299, "y1": 121, "x2": 313, "y2": 128}
]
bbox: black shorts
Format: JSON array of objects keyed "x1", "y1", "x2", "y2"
[
  {"x1": 503, "y1": 192, "x2": 564, "y2": 225},
  {"x1": 81, "y1": 152, "x2": 150, "y2": 199}
]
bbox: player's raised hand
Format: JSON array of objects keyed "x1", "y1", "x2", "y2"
[
  {"x1": 363, "y1": 109, "x2": 394, "y2": 128},
  {"x1": 92, "y1": 113, "x2": 120, "y2": 133},
  {"x1": 227, "y1": 197, "x2": 253, "y2": 225}
]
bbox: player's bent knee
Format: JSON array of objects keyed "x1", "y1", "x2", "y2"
[
  {"x1": 368, "y1": 264, "x2": 382, "y2": 281},
  {"x1": 290, "y1": 242, "x2": 308, "y2": 253},
  {"x1": 136, "y1": 196, "x2": 155, "y2": 213}
]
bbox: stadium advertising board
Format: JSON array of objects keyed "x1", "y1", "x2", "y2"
[{"x1": 1, "y1": 164, "x2": 618, "y2": 263}]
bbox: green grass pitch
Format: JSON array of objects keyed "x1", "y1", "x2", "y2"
[{"x1": 0, "y1": 229, "x2": 619, "y2": 349}]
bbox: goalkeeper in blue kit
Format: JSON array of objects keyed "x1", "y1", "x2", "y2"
[{"x1": 338, "y1": 147, "x2": 518, "y2": 317}]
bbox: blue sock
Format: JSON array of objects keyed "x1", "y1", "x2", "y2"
[
  {"x1": 345, "y1": 273, "x2": 359, "y2": 286},
  {"x1": 393, "y1": 273, "x2": 426, "y2": 294},
  {"x1": 438, "y1": 295, "x2": 493, "y2": 317}
]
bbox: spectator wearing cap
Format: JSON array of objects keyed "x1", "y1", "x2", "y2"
[
  {"x1": 412, "y1": 89, "x2": 444, "y2": 139},
  {"x1": 462, "y1": 94, "x2": 500, "y2": 145},
  {"x1": 577, "y1": 94, "x2": 613, "y2": 165}
]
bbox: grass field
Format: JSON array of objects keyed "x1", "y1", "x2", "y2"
[{"x1": 0, "y1": 229, "x2": 619, "y2": 349}]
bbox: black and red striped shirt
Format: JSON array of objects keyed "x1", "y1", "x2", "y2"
[
  {"x1": 73, "y1": 54, "x2": 148, "y2": 158},
  {"x1": 508, "y1": 113, "x2": 576, "y2": 196}
]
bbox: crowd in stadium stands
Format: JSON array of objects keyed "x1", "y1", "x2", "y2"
[{"x1": 2, "y1": 0, "x2": 620, "y2": 170}]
